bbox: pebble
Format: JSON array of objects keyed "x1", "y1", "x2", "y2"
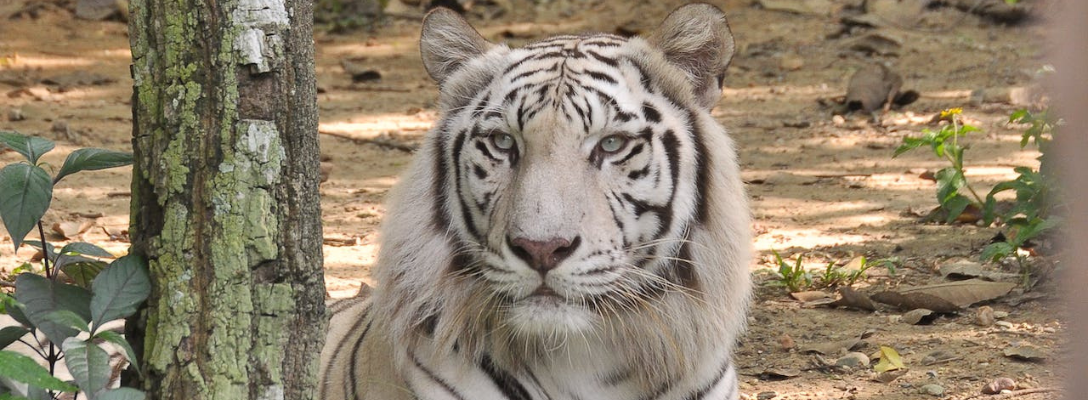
[
  {"x1": 777, "y1": 333, "x2": 795, "y2": 351},
  {"x1": 835, "y1": 352, "x2": 870, "y2": 369},
  {"x1": 832, "y1": 115, "x2": 846, "y2": 126},
  {"x1": 756, "y1": 391, "x2": 778, "y2": 400},
  {"x1": 995, "y1": 321, "x2": 1014, "y2": 329},
  {"x1": 982, "y1": 377, "x2": 1017, "y2": 394},
  {"x1": 975, "y1": 305, "x2": 995, "y2": 327},
  {"x1": 993, "y1": 311, "x2": 1009, "y2": 319},
  {"x1": 779, "y1": 55, "x2": 804, "y2": 71},
  {"x1": 920, "y1": 384, "x2": 945, "y2": 396},
  {"x1": 7, "y1": 108, "x2": 24, "y2": 121}
]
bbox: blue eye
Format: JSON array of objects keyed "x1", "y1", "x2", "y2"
[
  {"x1": 491, "y1": 133, "x2": 515, "y2": 150},
  {"x1": 598, "y1": 135, "x2": 627, "y2": 153}
]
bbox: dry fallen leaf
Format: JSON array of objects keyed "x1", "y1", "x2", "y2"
[
  {"x1": 870, "y1": 279, "x2": 1016, "y2": 312},
  {"x1": 901, "y1": 308, "x2": 937, "y2": 325},
  {"x1": 873, "y1": 346, "x2": 905, "y2": 372},
  {"x1": 790, "y1": 290, "x2": 832, "y2": 303},
  {"x1": 52, "y1": 221, "x2": 94, "y2": 240},
  {"x1": 830, "y1": 286, "x2": 877, "y2": 311}
]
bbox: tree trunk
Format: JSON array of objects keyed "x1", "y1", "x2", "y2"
[{"x1": 126, "y1": 0, "x2": 326, "y2": 398}]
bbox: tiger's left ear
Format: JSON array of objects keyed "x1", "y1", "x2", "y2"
[{"x1": 648, "y1": 3, "x2": 735, "y2": 110}]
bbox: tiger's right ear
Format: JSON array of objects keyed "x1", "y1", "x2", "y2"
[{"x1": 420, "y1": 8, "x2": 494, "y2": 84}]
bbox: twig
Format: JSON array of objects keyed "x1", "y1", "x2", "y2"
[
  {"x1": 319, "y1": 130, "x2": 418, "y2": 152},
  {"x1": 961, "y1": 387, "x2": 1060, "y2": 400},
  {"x1": 0, "y1": 280, "x2": 13, "y2": 288}
]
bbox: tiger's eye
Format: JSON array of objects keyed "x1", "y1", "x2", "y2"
[
  {"x1": 598, "y1": 135, "x2": 627, "y2": 153},
  {"x1": 491, "y1": 133, "x2": 515, "y2": 150}
]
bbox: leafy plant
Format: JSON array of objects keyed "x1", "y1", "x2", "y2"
[
  {"x1": 0, "y1": 131, "x2": 148, "y2": 400},
  {"x1": 771, "y1": 250, "x2": 812, "y2": 293},
  {"x1": 894, "y1": 108, "x2": 985, "y2": 223},
  {"x1": 894, "y1": 107, "x2": 1063, "y2": 282},
  {"x1": 770, "y1": 252, "x2": 892, "y2": 292},
  {"x1": 979, "y1": 109, "x2": 1062, "y2": 281}
]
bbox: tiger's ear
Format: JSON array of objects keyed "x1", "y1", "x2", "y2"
[
  {"x1": 648, "y1": 3, "x2": 735, "y2": 109},
  {"x1": 420, "y1": 8, "x2": 494, "y2": 84}
]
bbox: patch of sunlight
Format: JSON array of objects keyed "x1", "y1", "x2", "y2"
[
  {"x1": 754, "y1": 228, "x2": 871, "y2": 252},
  {"x1": 319, "y1": 118, "x2": 434, "y2": 137},
  {"x1": 3, "y1": 55, "x2": 97, "y2": 69}
]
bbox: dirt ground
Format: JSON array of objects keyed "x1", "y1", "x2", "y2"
[{"x1": 0, "y1": 0, "x2": 1066, "y2": 399}]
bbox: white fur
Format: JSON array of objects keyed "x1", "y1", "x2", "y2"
[{"x1": 320, "y1": 4, "x2": 751, "y2": 400}]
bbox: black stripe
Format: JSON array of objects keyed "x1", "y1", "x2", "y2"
[
  {"x1": 689, "y1": 110, "x2": 711, "y2": 223},
  {"x1": 584, "y1": 49, "x2": 619, "y2": 67},
  {"x1": 642, "y1": 102, "x2": 661, "y2": 123},
  {"x1": 612, "y1": 143, "x2": 644, "y2": 165},
  {"x1": 585, "y1": 70, "x2": 617, "y2": 84},
  {"x1": 409, "y1": 351, "x2": 467, "y2": 400},
  {"x1": 347, "y1": 319, "x2": 373, "y2": 400},
  {"x1": 683, "y1": 359, "x2": 731, "y2": 400},
  {"x1": 672, "y1": 229, "x2": 698, "y2": 291},
  {"x1": 431, "y1": 128, "x2": 454, "y2": 231},
  {"x1": 452, "y1": 129, "x2": 483, "y2": 240},
  {"x1": 479, "y1": 355, "x2": 533, "y2": 400}
]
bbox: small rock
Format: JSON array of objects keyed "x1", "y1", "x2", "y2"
[
  {"x1": 7, "y1": 108, "x2": 24, "y2": 121},
  {"x1": 995, "y1": 321, "x2": 1014, "y2": 329},
  {"x1": 778, "y1": 333, "x2": 795, "y2": 351},
  {"x1": 51, "y1": 120, "x2": 70, "y2": 136},
  {"x1": 779, "y1": 55, "x2": 804, "y2": 71},
  {"x1": 1003, "y1": 345, "x2": 1046, "y2": 361},
  {"x1": 832, "y1": 115, "x2": 846, "y2": 126},
  {"x1": 756, "y1": 391, "x2": 778, "y2": 400},
  {"x1": 920, "y1": 384, "x2": 945, "y2": 396},
  {"x1": 341, "y1": 59, "x2": 382, "y2": 83},
  {"x1": 982, "y1": 377, "x2": 1017, "y2": 394},
  {"x1": 835, "y1": 352, "x2": 870, "y2": 369},
  {"x1": 993, "y1": 311, "x2": 1009, "y2": 319},
  {"x1": 975, "y1": 305, "x2": 995, "y2": 327}
]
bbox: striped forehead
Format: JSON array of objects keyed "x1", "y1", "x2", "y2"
[{"x1": 488, "y1": 34, "x2": 640, "y2": 133}]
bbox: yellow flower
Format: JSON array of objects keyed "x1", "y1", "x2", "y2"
[{"x1": 940, "y1": 107, "x2": 963, "y2": 119}]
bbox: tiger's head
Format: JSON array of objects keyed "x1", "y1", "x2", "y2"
[{"x1": 374, "y1": 3, "x2": 750, "y2": 371}]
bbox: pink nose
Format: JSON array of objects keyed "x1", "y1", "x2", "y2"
[{"x1": 508, "y1": 236, "x2": 581, "y2": 275}]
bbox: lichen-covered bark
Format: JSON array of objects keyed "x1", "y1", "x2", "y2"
[{"x1": 126, "y1": 0, "x2": 325, "y2": 398}]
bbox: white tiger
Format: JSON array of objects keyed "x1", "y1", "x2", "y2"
[{"x1": 320, "y1": 3, "x2": 752, "y2": 399}]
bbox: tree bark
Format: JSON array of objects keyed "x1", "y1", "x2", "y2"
[{"x1": 126, "y1": 0, "x2": 326, "y2": 398}]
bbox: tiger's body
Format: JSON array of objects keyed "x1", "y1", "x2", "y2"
[{"x1": 320, "y1": 4, "x2": 752, "y2": 400}]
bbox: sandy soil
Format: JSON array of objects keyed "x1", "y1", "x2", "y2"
[{"x1": 0, "y1": 0, "x2": 1065, "y2": 399}]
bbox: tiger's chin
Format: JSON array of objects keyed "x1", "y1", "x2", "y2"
[{"x1": 505, "y1": 294, "x2": 598, "y2": 335}]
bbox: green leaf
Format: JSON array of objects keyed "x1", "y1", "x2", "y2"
[
  {"x1": 20, "y1": 241, "x2": 55, "y2": 263},
  {"x1": 0, "y1": 133, "x2": 54, "y2": 165},
  {"x1": 0, "y1": 327, "x2": 29, "y2": 350},
  {"x1": 15, "y1": 274, "x2": 91, "y2": 345},
  {"x1": 59, "y1": 242, "x2": 114, "y2": 259},
  {"x1": 53, "y1": 149, "x2": 134, "y2": 185},
  {"x1": 942, "y1": 195, "x2": 972, "y2": 224},
  {"x1": 97, "y1": 388, "x2": 146, "y2": 400},
  {"x1": 0, "y1": 295, "x2": 33, "y2": 329},
  {"x1": 893, "y1": 137, "x2": 926, "y2": 157},
  {"x1": 0, "y1": 351, "x2": 79, "y2": 392},
  {"x1": 61, "y1": 338, "x2": 111, "y2": 396},
  {"x1": 94, "y1": 331, "x2": 141, "y2": 375},
  {"x1": 981, "y1": 242, "x2": 1015, "y2": 262},
  {"x1": 43, "y1": 310, "x2": 88, "y2": 333},
  {"x1": 60, "y1": 261, "x2": 109, "y2": 288},
  {"x1": 0, "y1": 164, "x2": 53, "y2": 251},
  {"x1": 90, "y1": 255, "x2": 151, "y2": 333}
]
